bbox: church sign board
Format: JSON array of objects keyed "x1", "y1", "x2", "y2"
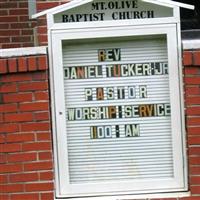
[{"x1": 33, "y1": 0, "x2": 194, "y2": 199}]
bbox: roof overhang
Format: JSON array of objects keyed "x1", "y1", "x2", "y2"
[{"x1": 32, "y1": 0, "x2": 194, "y2": 19}]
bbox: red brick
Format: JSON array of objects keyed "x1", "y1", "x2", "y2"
[
  {"x1": 1, "y1": 73, "x2": 32, "y2": 83},
  {"x1": 35, "y1": 112, "x2": 50, "y2": 121},
  {"x1": 19, "y1": 2, "x2": 28, "y2": 8},
  {"x1": 40, "y1": 192, "x2": 54, "y2": 200},
  {"x1": 12, "y1": 36, "x2": 32, "y2": 43},
  {"x1": 7, "y1": 152, "x2": 37, "y2": 162},
  {"x1": 12, "y1": 23, "x2": 31, "y2": 29},
  {"x1": 21, "y1": 122, "x2": 50, "y2": 131},
  {"x1": 25, "y1": 182, "x2": 53, "y2": 192},
  {"x1": 183, "y1": 51, "x2": 193, "y2": 66},
  {"x1": 37, "y1": 2, "x2": 60, "y2": 11},
  {"x1": 0, "y1": 23, "x2": 9, "y2": 29},
  {"x1": 24, "y1": 161, "x2": 53, "y2": 171},
  {"x1": 22, "y1": 42, "x2": 34, "y2": 47},
  {"x1": 2, "y1": 43, "x2": 22, "y2": 48},
  {"x1": 0, "y1": 174, "x2": 7, "y2": 183},
  {"x1": 3, "y1": 93, "x2": 33, "y2": 103},
  {"x1": 39, "y1": 152, "x2": 52, "y2": 160},
  {"x1": 19, "y1": 16, "x2": 29, "y2": 22},
  {"x1": 0, "y1": 2, "x2": 17, "y2": 8},
  {"x1": 32, "y1": 72, "x2": 48, "y2": 80},
  {"x1": 38, "y1": 56, "x2": 48, "y2": 70},
  {"x1": 0, "y1": 163, "x2": 22, "y2": 173},
  {"x1": 0, "y1": 104, "x2": 17, "y2": 113},
  {"x1": 190, "y1": 166, "x2": 200, "y2": 175},
  {"x1": 187, "y1": 107, "x2": 200, "y2": 116},
  {"x1": 0, "y1": 10, "x2": 8, "y2": 16},
  {"x1": 0, "y1": 16, "x2": 18, "y2": 22},
  {"x1": 4, "y1": 112, "x2": 33, "y2": 122},
  {"x1": 11, "y1": 193, "x2": 39, "y2": 200},
  {"x1": 40, "y1": 171, "x2": 53, "y2": 181},
  {"x1": 0, "y1": 134, "x2": 5, "y2": 143},
  {"x1": 189, "y1": 156, "x2": 200, "y2": 165},
  {"x1": 22, "y1": 142, "x2": 51, "y2": 152},
  {"x1": 36, "y1": 132, "x2": 51, "y2": 141},
  {"x1": 21, "y1": 29, "x2": 33, "y2": 35},
  {"x1": 37, "y1": 26, "x2": 47, "y2": 34},
  {"x1": 35, "y1": 91, "x2": 49, "y2": 101},
  {"x1": 19, "y1": 81, "x2": 48, "y2": 92},
  {"x1": 0, "y1": 83, "x2": 17, "y2": 93},
  {"x1": 187, "y1": 117, "x2": 200, "y2": 126},
  {"x1": 0, "y1": 59, "x2": 7, "y2": 74},
  {"x1": 0, "y1": 114, "x2": 3, "y2": 123},
  {"x1": 190, "y1": 176, "x2": 200, "y2": 185},
  {"x1": 0, "y1": 184, "x2": 24, "y2": 193},
  {"x1": 150, "y1": 199, "x2": 176, "y2": 200},
  {"x1": 191, "y1": 185, "x2": 200, "y2": 194},
  {"x1": 27, "y1": 56, "x2": 37, "y2": 71},
  {"x1": 9, "y1": 172, "x2": 39, "y2": 183},
  {"x1": 188, "y1": 127, "x2": 200, "y2": 135},
  {"x1": 189, "y1": 147, "x2": 200, "y2": 155},
  {"x1": 0, "y1": 37, "x2": 10, "y2": 43},
  {"x1": 186, "y1": 97, "x2": 200, "y2": 105},
  {"x1": 9, "y1": 8, "x2": 28, "y2": 15},
  {"x1": 0, "y1": 30, "x2": 20, "y2": 36},
  {"x1": 6, "y1": 133, "x2": 35, "y2": 143},
  {"x1": 194, "y1": 51, "x2": 200, "y2": 65},
  {"x1": 0, "y1": 143, "x2": 21, "y2": 153},
  {"x1": 38, "y1": 35, "x2": 48, "y2": 45},
  {"x1": 188, "y1": 136, "x2": 200, "y2": 145},
  {"x1": 8, "y1": 58, "x2": 17, "y2": 72},
  {"x1": 185, "y1": 86, "x2": 200, "y2": 96},
  {"x1": 0, "y1": 194, "x2": 9, "y2": 200},
  {"x1": 19, "y1": 102, "x2": 49, "y2": 112},
  {"x1": 18, "y1": 57, "x2": 27, "y2": 72},
  {"x1": 0, "y1": 123, "x2": 19, "y2": 133},
  {"x1": 185, "y1": 67, "x2": 200, "y2": 75},
  {"x1": 185, "y1": 77, "x2": 200, "y2": 85},
  {"x1": 181, "y1": 197, "x2": 200, "y2": 200},
  {"x1": 0, "y1": 154, "x2": 6, "y2": 163},
  {"x1": 36, "y1": 18, "x2": 47, "y2": 26}
]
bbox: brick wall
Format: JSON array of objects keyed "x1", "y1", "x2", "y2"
[
  {"x1": 183, "y1": 51, "x2": 200, "y2": 199},
  {"x1": 0, "y1": 54, "x2": 54, "y2": 200},
  {"x1": 0, "y1": 0, "x2": 36, "y2": 48},
  {"x1": 0, "y1": 49, "x2": 199, "y2": 200},
  {"x1": 0, "y1": 1, "x2": 200, "y2": 199},
  {"x1": 0, "y1": 0, "x2": 69, "y2": 49}
]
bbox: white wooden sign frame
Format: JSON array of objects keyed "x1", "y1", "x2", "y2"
[
  {"x1": 30, "y1": 0, "x2": 195, "y2": 199},
  {"x1": 49, "y1": 23, "x2": 187, "y2": 198}
]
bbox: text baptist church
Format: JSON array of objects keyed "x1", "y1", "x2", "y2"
[{"x1": 62, "y1": 0, "x2": 154, "y2": 22}]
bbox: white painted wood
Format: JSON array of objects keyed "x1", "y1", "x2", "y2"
[
  {"x1": 50, "y1": 24, "x2": 187, "y2": 198},
  {"x1": 0, "y1": 46, "x2": 47, "y2": 58},
  {"x1": 32, "y1": 0, "x2": 194, "y2": 19},
  {"x1": 177, "y1": 19, "x2": 188, "y2": 191},
  {"x1": 54, "y1": 191, "x2": 190, "y2": 200},
  {"x1": 46, "y1": 0, "x2": 188, "y2": 199},
  {"x1": 183, "y1": 39, "x2": 200, "y2": 50},
  {"x1": 142, "y1": 0, "x2": 194, "y2": 10}
]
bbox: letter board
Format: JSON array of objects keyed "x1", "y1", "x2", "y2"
[{"x1": 56, "y1": 34, "x2": 185, "y2": 196}]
